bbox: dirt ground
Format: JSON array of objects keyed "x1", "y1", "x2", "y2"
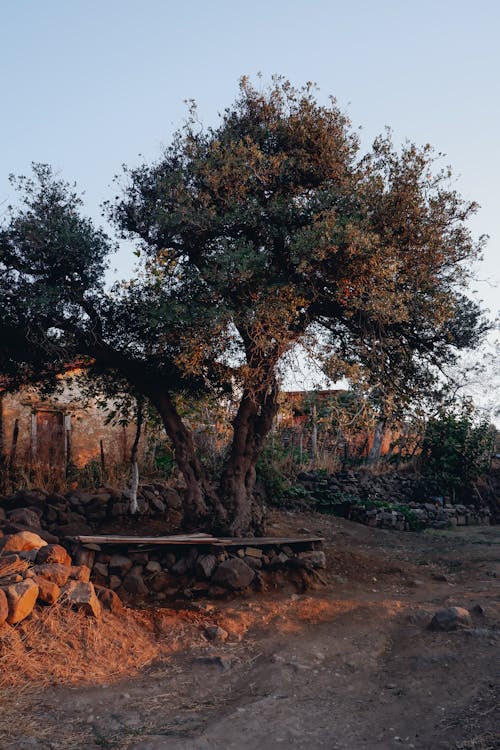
[{"x1": 1, "y1": 510, "x2": 499, "y2": 750}]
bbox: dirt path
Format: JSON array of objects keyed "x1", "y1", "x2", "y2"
[{"x1": 2, "y1": 513, "x2": 499, "y2": 750}]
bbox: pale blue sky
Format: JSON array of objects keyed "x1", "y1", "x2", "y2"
[{"x1": 1, "y1": 0, "x2": 498, "y2": 316}]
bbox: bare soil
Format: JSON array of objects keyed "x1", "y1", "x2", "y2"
[{"x1": 1, "y1": 511, "x2": 499, "y2": 750}]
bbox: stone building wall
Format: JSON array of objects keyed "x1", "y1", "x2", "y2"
[{"x1": 0, "y1": 377, "x2": 140, "y2": 470}]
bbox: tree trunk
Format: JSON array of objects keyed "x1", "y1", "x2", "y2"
[
  {"x1": 151, "y1": 391, "x2": 226, "y2": 529},
  {"x1": 220, "y1": 380, "x2": 279, "y2": 536},
  {"x1": 369, "y1": 419, "x2": 386, "y2": 463},
  {"x1": 126, "y1": 399, "x2": 143, "y2": 514}
]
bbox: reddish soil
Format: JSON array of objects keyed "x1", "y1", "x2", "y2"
[{"x1": 1, "y1": 510, "x2": 499, "y2": 750}]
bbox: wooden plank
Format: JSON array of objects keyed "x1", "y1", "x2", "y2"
[
  {"x1": 71, "y1": 533, "x2": 324, "y2": 547},
  {"x1": 216, "y1": 536, "x2": 324, "y2": 546},
  {"x1": 72, "y1": 533, "x2": 217, "y2": 545}
]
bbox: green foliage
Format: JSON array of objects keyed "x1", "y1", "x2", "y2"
[{"x1": 420, "y1": 404, "x2": 495, "y2": 499}]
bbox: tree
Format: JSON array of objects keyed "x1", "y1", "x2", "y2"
[
  {"x1": 420, "y1": 403, "x2": 495, "y2": 501},
  {"x1": 0, "y1": 77, "x2": 488, "y2": 535}
]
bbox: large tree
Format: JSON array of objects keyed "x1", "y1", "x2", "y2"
[{"x1": 0, "y1": 78, "x2": 488, "y2": 534}]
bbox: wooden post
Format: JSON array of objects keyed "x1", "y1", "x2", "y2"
[
  {"x1": 100, "y1": 440, "x2": 106, "y2": 472},
  {"x1": 64, "y1": 414, "x2": 72, "y2": 472},
  {"x1": 30, "y1": 412, "x2": 37, "y2": 462}
]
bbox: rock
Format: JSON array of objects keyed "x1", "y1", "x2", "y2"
[
  {"x1": 35, "y1": 544, "x2": 72, "y2": 567},
  {"x1": 70, "y1": 565, "x2": 91, "y2": 582},
  {"x1": 244, "y1": 547, "x2": 263, "y2": 559},
  {"x1": 123, "y1": 571, "x2": 148, "y2": 596},
  {"x1": 0, "y1": 589, "x2": 8, "y2": 625},
  {"x1": 297, "y1": 551, "x2": 326, "y2": 569},
  {"x1": 29, "y1": 563, "x2": 71, "y2": 587},
  {"x1": 471, "y1": 603, "x2": 485, "y2": 616},
  {"x1": 2, "y1": 579, "x2": 39, "y2": 624},
  {"x1": 429, "y1": 606, "x2": 472, "y2": 631},
  {"x1": 204, "y1": 624, "x2": 228, "y2": 642},
  {"x1": 94, "y1": 585, "x2": 124, "y2": 614},
  {"x1": 1, "y1": 531, "x2": 48, "y2": 554},
  {"x1": 145, "y1": 560, "x2": 162, "y2": 573},
  {"x1": 212, "y1": 558, "x2": 255, "y2": 590},
  {"x1": 163, "y1": 488, "x2": 183, "y2": 510},
  {"x1": 73, "y1": 546, "x2": 95, "y2": 568},
  {"x1": 109, "y1": 554, "x2": 133, "y2": 575},
  {"x1": 171, "y1": 557, "x2": 189, "y2": 576},
  {"x1": 34, "y1": 577, "x2": 61, "y2": 605},
  {"x1": 94, "y1": 562, "x2": 109, "y2": 578},
  {"x1": 8, "y1": 508, "x2": 41, "y2": 528},
  {"x1": 108, "y1": 575, "x2": 122, "y2": 590},
  {"x1": 162, "y1": 552, "x2": 176, "y2": 569},
  {"x1": 149, "y1": 496, "x2": 166, "y2": 513},
  {"x1": 244, "y1": 556, "x2": 262, "y2": 570},
  {"x1": 196, "y1": 553, "x2": 217, "y2": 579},
  {"x1": 3, "y1": 524, "x2": 58, "y2": 544},
  {"x1": 62, "y1": 581, "x2": 101, "y2": 618},
  {"x1": 149, "y1": 572, "x2": 171, "y2": 593}
]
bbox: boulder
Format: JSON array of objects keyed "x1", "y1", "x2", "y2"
[
  {"x1": 62, "y1": 581, "x2": 101, "y2": 618},
  {"x1": 0, "y1": 589, "x2": 8, "y2": 625},
  {"x1": 94, "y1": 585, "x2": 124, "y2": 614},
  {"x1": 2, "y1": 579, "x2": 39, "y2": 624},
  {"x1": 7, "y1": 508, "x2": 41, "y2": 529},
  {"x1": 109, "y1": 554, "x2": 133, "y2": 576},
  {"x1": 2, "y1": 524, "x2": 58, "y2": 544},
  {"x1": 1, "y1": 531, "x2": 48, "y2": 554},
  {"x1": 35, "y1": 544, "x2": 71, "y2": 567},
  {"x1": 34, "y1": 577, "x2": 61, "y2": 605},
  {"x1": 29, "y1": 563, "x2": 71, "y2": 587},
  {"x1": 70, "y1": 565, "x2": 91, "y2": 582},
  {"x1": 123, "y1": 571, "x2": 148, "y2": 596},
  {"x1": 148, "y1": 571, "x2": 171, "y2": 593},
  {"x1": 212, "y1": 558, "x2": 255, "y2": 590},
  {"x1": 429, "y1": 606, "x2": 472, "y2": 631},
  {"x1": 297, "y1": 551, "x2": 327, "y2": 569}
]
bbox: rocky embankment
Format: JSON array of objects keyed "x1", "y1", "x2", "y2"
[
  {"x1": 0, "y1": 486, "x2": 325, "y2": 618},
  {"x1": 297, "y1": 470, "x2": 492, "y2": 530},
  {"x1": 0, "y1": 530, "x2": 122, "y2": 630}
]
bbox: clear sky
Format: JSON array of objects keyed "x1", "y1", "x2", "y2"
[{"x1": 1, "y1": 0, "x2": 498, "y2": 384}]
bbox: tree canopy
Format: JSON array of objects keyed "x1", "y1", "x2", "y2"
[{"x1": 0, "y1": 77, "x2": 489, "y2": 534}]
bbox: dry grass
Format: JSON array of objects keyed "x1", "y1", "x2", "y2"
[{"x1": 0, "y1": 602, "x2": 177, "y2": 690}]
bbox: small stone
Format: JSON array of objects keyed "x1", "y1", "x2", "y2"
[
  {"x1": 470, "y1": 603, "x2": 485, "y2": 616},
  {"x1": 34, "y1": 577, "x2": 61, "y2": 605},
  {"x1": 36, "y1": 544, "x2": 71, "y2": 567},
  {"x1": 123, "y1": 571, "x2": 148, "y2": 596},
  {"x1": 196, "y1": 553, "x2": 217, "y2": 579},
  {"x1": 0, "y1": 589, "x2": 8, "y2": 625},
  {"x1": 8, "y1": 508, "x2": 41, "y2": 529},
  {"x1": 108, "y1": 575, "x2": 122, "y2": 590},
  {"x1": 212, "y1": 558, "x2": 255, "y2": 590},
  {"x1": 62, "y1": 581, "x2": 101, "y2": 618},
  {"x1": 2, "y1": 579, "x2": 39, "y2": 624},
  {"x1": 429, "y1": 606, "x2": 472, "y2": 631},
  {"x1": 298, "y1": 551, "x2": 326, "y2": 569},
  {"x1": 109, "y1": 554, "x2": 133, "y2": 575},
  {"x1": 94, "y1": 585, "x2": 124, "y2": 614},
  {"x1": 145, "y1": 560, "x2": 162, "y2": 573},
  {"x1": 244, "y1": 547, "x2": 263, "y2": 559},
  {"x1": 94, "y1": 563, "x2": 109, "y2": 578},
  {"x1": 148, "y1": 572, "x2": 171, "y2": 593},
  {"x1": 70, "y1": 565, "x2": 91, "y2": 582},
  {"x1": 29, "y1": 563, "x2": 71, "y2": 587},
  {"x1": 1, "y1": 532, "x2": 47, "y2": 554},
  {"x1": 204, "y1": 625, "x2": 228, "y2": 642}
]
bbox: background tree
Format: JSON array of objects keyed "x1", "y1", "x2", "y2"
[
  {"x1": 0, "y1": 77, "x2": 489, "y2": 535},
  {"x1": 419, "y1": 402, "x2": 496, "y2": 502}
]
